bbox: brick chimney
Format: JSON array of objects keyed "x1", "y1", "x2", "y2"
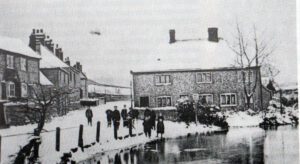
[
  {"x1": 65, "y1": 57, "x2": 70, "y2": 66},
  {"x1": 29, "y1": 28, "x2": 46, "y2": 54},
  {"x1": 55, "y1": 44, "x2": 63, "y2": 61},
  {"x1": 74, "y1": 62, "x2": 82, "y2": 72},
  {"x1": 208, "y1": 27, "x2": 219, "y2": 42},
  {"x1": 169, "y1": 29, "x2": 176, "y2": 44},
  {"x1": 44, "y1": 36, "x2": 54, "y2": 52}
]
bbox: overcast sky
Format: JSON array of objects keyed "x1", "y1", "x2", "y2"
[{"x1": 0, "y1": 0, "x2": 296, "y2": 86}]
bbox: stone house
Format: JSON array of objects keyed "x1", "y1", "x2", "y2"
[
  {"x1": 131, "y1": 66, "x2": 272, "y2": 111},
  {"x1": 0, "y1": 36, "x2": 42, "y2": 126},
  {"x1": 130, "y1": 28, "x2": 272, "y2": 111}
]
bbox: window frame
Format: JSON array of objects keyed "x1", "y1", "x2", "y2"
[
  {"x1": 6, "y1": 55, "x2": 14, "y2": 69},
  {"x1": 220, "y1": 93, "x2": 237, "y2": 107},
  {"x1": 196, "y1": 72, "x2": 212, "y2": 84},
  {"x1": 157, "y1": 96, "x2": 172, "y2": 107},
  {"x1": 155, "y1": 75, "x2": 171, "y2": 86},
  {"x1": 199, "y1": 94, "x2": 214, "y2": 105},
  {"x1": 20, "y1": 57, "x2": 27, "y2": 71},
  {"x1": 7, "y1": 81, "x2": 15, "y2": 97},
  {"x1": 21, "y1": 83, "x2": 28, "y2": 97}
]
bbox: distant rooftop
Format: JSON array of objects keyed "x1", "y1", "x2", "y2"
[
  {"x1": 0, "y1": 36, "x2": 40, "y2": 59},
  {"x1": 40, "y1": 46, "x2": 69, "y2": 69},
  {"x1": 87, "y1": 79, "x2": 130, "y2": 89}
]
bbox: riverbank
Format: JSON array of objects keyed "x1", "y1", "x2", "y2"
[{"x1": 0, "y1": 101, "x2": 220, "y2": 164}]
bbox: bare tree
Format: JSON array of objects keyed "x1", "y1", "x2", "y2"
[
  {"x1": 14, "y1": 83, "x2": 71, "y2": 163},
  {"x1": 227, "y1": 23, "x2": 276, "y2": 109}
]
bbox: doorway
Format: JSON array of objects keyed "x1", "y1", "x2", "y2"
[{"x1": 140, "y1": 96, "x2": 149, "y2": 107}]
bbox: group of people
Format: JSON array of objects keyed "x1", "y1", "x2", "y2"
[
  {"x1": 143, "y1": 108, "x2": 165, "y2": 139},
  {"x1": 85, "y1": 105, "x2": 165, "y2": 140},
  {"x1": 105, "y1": 105, "x2": 139, "y2": 139}
]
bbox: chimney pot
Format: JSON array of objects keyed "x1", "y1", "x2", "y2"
[
  {"x1": 208, "y1": 27, "x2": 219, "y2": 42},
  {"x1": 169, "y1": 29, "x2": 176, "y2": 44}
]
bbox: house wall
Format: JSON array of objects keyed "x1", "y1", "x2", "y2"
[
  {"x1": 0, "y1": 50, "x2": 39, "y2": 100},
  {"x1": 80, "y1": 78, "x2": 88, "y2": 98},
  {"x1": 133, "y1": 67, "x2": 267, "y2": 111}
]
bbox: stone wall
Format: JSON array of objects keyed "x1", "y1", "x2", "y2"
[{"x1": 133, "y1": 67, "x2": 265, "y2": 111}]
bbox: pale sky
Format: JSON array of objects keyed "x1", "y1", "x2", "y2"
[{"x1": 0, "y1": 0, "x2": 297, "y2": 86}]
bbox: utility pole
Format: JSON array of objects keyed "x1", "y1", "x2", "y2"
[
  {"x1": 280, "y1": 89, "x2": 283, "y2": 114},
  {"x1": 130, "y1": 81, "x2": 133, "y2": 109}
]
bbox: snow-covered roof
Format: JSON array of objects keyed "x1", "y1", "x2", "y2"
[
  {"x1": 131, "y1": 38, "x2": 236, "y2": 73},
  {"x1": 40, "y1": 46, "x2": 69, "y2": 68},
  {"x1": 0, "y1": 36, "x2": 40, "y2": 59},
  {"x1": 40, "y1": 71, "x2": 53, "y2": 86}
]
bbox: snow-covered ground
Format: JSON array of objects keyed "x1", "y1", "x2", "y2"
[
  {"x1": 226, "y1": 111, "x2": 263, "y2": 127},
  {"x1": 0, "y1": 101, "x2": 220, "y2": 164}
]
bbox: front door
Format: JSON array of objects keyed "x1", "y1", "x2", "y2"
[{"x1": 140, "y1": 96, "x2": 149, "y2": 107}]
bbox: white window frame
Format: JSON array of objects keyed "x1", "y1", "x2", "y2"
[
  {"x1": 220, "y1": 93, "x2": 237, "y2": 107},
  {"x1": 155, "y1": 75, "x2": 171, "y2": 85},
  {"x1": 7, "y1": 81, "x2": 15, "y2": 97},
  {"x1": 20, "y1": 57, "x2": 27, "y2": 71},
  {"x1": 21, "y1": 83, "x2": 28, "y2": 97},
  {"x1": 196, "y1": 72, "x2": 212, "y2": 84},
  {"x1": 157, "y1": 96, "x2": 172, "y2": 107},
  {"x1": 6, "y1": 55, "x2": 14, "y2": 69},
  {"x1": 199, "y1": 94, "x2": 214, "y2": 105}
]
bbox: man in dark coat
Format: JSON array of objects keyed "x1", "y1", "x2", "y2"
[
  {"x1": 112, "y1": 106, "x2": 121, "y2": 139},
  {"x1": 143, "y1": 108, "x2": 152, "y2": 138},
  {"x1": 106, "y1": 109, "x2": 113, "y2": 127},
  {"x1": 85, "y1": 106, "x2": 93, "y2": 126},
  {"x1": 157, "y1": 113, "x2": 165, "y2": 139},
  {"x1": 121, "y1": 105, "x2": 128, "y2": 127},
  {"x1": 150, "y1": 110, "x2": 156, "y2": 130}
]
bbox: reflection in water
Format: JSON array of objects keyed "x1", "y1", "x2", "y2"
[{"x1": 79, "y1": 126, "x2": 298, "y2": 164}]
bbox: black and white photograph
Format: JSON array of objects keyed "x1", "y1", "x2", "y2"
[{"x1": 0, "y1": 0, "x2": 298, "y2": 163}]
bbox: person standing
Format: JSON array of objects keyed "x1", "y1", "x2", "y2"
[
  {"x1": 85, "y1": 106, "x2": 93, "y2": 126},
  {"x1": 150, "y1": 110, "x2": 156, "y2": 130},
  {"x1": 157, "y1": 113, "x2": 165, "y2": 139},
  {"x1": 121, "y1": 105, "x2": 128, "y2": 127},
  {"x1": 106, "y1": 109, "x2": 113, "y2": 127},
  {"x1": 112, "y1": 106, "x2": 121, "y2": 139},
  {"x1": 143, "y1": 108, "x2": 152, "y2": 138},
  {"x1": 127, "y1": 114, "x2": 134, "y2": 137}
]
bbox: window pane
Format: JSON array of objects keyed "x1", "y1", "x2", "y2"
[
  {"x1": 226, "y1": 95, "x2": 231, "y2": 104},
  {"x1": 166, "y1": 97, "x2": 171, "y2": 106},
  {"x1": 207, "y1": 73, "x2": 211, "y2": 82},
  {"x1": 221, "y1": 95, "x2": 226, "y2": 104},
  {"x1": 155, "y1": 75, "x2": 159, "y2": 84},
  {"x1": 197, "y1": 73, "x2": 202, "y2": 82},
  {"x1": 231, "y1": 95, "x2": 236, "y2": 104},
  {"x1": 162, "y1": 97, "x2": 166, "y2": 107},
  {"x1": 160, "y1": 76, "x2": 165, "y2": 83},
  {"x1": 165, "y1": 75, "x2": 170, "y2": 83},
  {"x1": 158, "y1": 98, "x2": 162, "y2": 107},
  {"x1": 207, "y1": 95, "x2": 213, "y2": 104},
  {"x1": 21, "y1": 58, "x2": 26, "y2": 71}
]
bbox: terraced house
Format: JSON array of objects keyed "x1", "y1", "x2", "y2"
[
  {"x1": 0, "y1": 36, "x2": 44, "y2": 127},
  {"x1": 131, "y1": 28, "x2": 272, "y2": 111}
]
